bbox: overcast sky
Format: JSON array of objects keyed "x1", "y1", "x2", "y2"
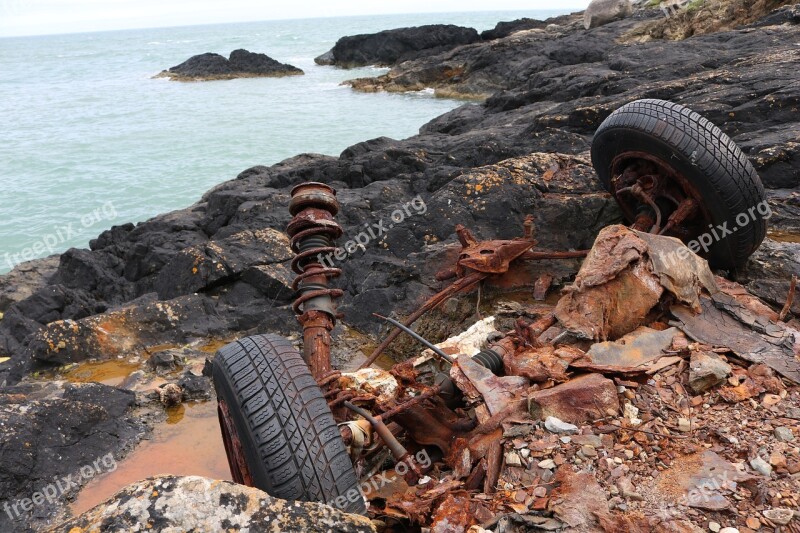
[{"x1": 0, "y1": 0, "x2": 590, "y2": 37}]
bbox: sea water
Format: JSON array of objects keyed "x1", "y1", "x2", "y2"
[{"x1": 0, "y1": 10, "x2": 568, "y2": 273}]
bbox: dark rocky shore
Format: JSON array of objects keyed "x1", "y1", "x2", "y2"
[
  {"x1": 1, "y1": 2, "x2": 799, "y2": 531},
  {"x1": 156, "y1": 48, "x2": 303, "y2": 81}
]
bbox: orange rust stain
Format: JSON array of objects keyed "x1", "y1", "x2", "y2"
[
  {"x1": 71, "y1": 401, "x2": 230, "y2": 516},
  {"x1": 63, "y1": 360, "x2": 141, "y2": 387}
]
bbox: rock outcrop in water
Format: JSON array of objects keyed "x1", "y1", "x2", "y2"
[
  {"x1": 1, "y1": 3, "x2": 800, "y2": 531},
  {"x1": 314, "y1": 24, "x2": 480, "y2": 67},
  {"x1": 157, "y1": 49, "x2": 303, "y2": 81}
]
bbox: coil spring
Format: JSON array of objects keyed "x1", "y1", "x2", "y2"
[{"x1": 290, "y1": 225, "x2": 343, "y2": 315}]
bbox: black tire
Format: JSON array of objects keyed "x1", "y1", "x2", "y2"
[
  {"x1": 212, "y1": 334, "x2": 366, "y2": 514},
  {"x1": 591, "y1": 99, "x2": 767, "y2": 272}
]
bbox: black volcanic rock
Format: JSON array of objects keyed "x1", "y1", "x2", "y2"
[
  {"x1": 228, "y1": 48, "x2": 302, "y2": 75},
  {"x1": 0, "y1": 381, "x2": 142, "y2": 532},
  {"x1": 479, "y1": 13, "x2": 577, "y2": 40},
  {"x1": 158, "y1": 49, "x2": 303, "y2": 81},
  {"x1": 314, "y1": 24, "x2": 480, "y2": 67},
  {"x1": 2, "y1": 2, "x2": 799, "y2": 396}
]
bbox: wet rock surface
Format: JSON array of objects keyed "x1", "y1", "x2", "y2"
[
  {"x1": 51, "y1": 475, "x2": 377, "y2": 532},
  {"x1": 314, "y1": 24, "x2": 480, "y2": 67},
  {"x1": 0, "y1": 381, "x2": 144, "y2": 533},
  {"x1": 156, "y1": 49, "x2": 303, "y2": 81}
]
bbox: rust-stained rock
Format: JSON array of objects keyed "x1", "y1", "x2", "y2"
[
  {"x1": 644, "y1": 451, "x2": 755, "y2": 512},
  {"x1": 27, "y1": 294, "x2": 228, "y2": 365},
  {"x1": 430, "y1": 493, "x2": 474, "y2": 533},
  {"x1": 528, "y1": 373, "x2": 619, "y2": 424},
  {"x1": 418, "y1": 316, "x2": 497, "y2": 362},
  {"x1": 688, "y1": 351, "x2": 732, "y2": 393},
  {"x1": 548, "y1": 467, "x2": 612, "y2": 530}
]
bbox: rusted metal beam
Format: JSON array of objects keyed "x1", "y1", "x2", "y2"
[{"x1": 779, "y1": 274, "x2": 797, "y2": 322}]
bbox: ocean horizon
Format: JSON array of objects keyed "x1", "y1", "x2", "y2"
[{"x1": 0, "y1": 10, "x2": 569, "y2": 274}]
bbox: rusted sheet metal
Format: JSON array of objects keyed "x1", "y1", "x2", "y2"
[
  {"x1": 453, "y1": 218, "x2": 537, "y2": 276},
  {"x1": 361, "y1": 218, "x2": 586, "y2": 368},
  {"x1": 779, "y1": 274, "x2": 797, "y2": 321},
  {"x1": 452, "y1": 355, "x2": 528, "y2": 416},
  {"x1": 555, "y1": 225, "x2": 664, "y2": 341},
  {"x1": 634, "y1": 230, "x2": 717, "y2": 311},
  {"x1": 503, "y1": 345, "x2": 575, "y2": 383},
  {"x1": 671, "y1": 296, "x2": 800, "y2": 384},
  {"x1": 568, "y1": 326, "x2": 679, "y2": 374},
  {"x1": 359, "y1": 271, "x2": 487, "y2": 369},
  {"x1": 391, "y1": 396, "x2": 475, "y2": 455},
  {"x1": 547, "y1": 467, "x2": 614, "y2": 530},
  {"x1": 533, "y1": 273, "x2": 554, "y2": 301}
]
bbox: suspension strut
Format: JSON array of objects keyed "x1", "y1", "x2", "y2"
[{"x1": 287, "y1": 182, "x2": 344, "y2": 379}]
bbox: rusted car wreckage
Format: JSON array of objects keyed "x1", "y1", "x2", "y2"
[{"x1": 211, "y1": 99, "x2": 799, "y2": 530}]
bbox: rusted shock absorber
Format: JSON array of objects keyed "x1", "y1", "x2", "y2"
[{"x1": 287, "y1": 183, "x2": 343, "y2": 379}]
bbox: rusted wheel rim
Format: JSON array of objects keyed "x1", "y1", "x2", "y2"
[
  {"x1": 610, "y1": 151, "x2": 712, "y2": 239},
  {"x1": 217, "y1": 398, "x2": 255, "y2": 486}
]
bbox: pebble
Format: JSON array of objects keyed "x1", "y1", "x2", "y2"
[
  {"x1": 708, "y1": 522, "x2": 721, "y2": 533},
  {"x1": 774, "y1": 426, "x2": 794, "y2": 442},
  {"x1": 677, "y1": 418, "x2": 692, "y2": 432},
  {"x1": 559, "y1": 436, "x2": 572, "y2": 444},
  {"x1": 745, "y1": 517, "x2": 760, "y2": 529},
  {"x1": 538, "y1": 459, "x2": 556, "y2": 470},
  {"x1": 624, "y1": 403, "x2": 642, "y2": 425},
  {"x1": 505, "y1": 451, "x2": 522, "y2": 467},
  {"x1": 581, "y1": 445, "x2": 598, "y2": 458},
  {"x1": 762, "y1": 394, "x2": 782, "y2": 407},
  {"x1": 718, "y1": 528, "x2": 738, "y2": 533},
  {"x1": 750, "y1": 456, "x2": 773, "y2": 476},
  {"x1": 763, "y1": 508, "x2": 794, "y2": 525},
  {"x1": 572, "y1": 434, "x2": 603, "y2": 448},
  {"x1": 544, "y1": 416, "x2": 578, "y2": 434}
]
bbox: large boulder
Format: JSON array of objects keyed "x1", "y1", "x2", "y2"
[
  {"x1": 314, "y1": 24, "x2": 480, "y2": 67},
  {"x1": 50, "y1": 475, "x2": 376, "y2": 532},
  {"x1": 584, "y1": 0, "x2": 633, "y2": 29},
  {"x1": 157, "y1": 49, "x2": 303, "y2": 81}
]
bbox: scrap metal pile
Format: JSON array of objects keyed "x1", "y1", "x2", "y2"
[{"x1": 288, "y1": 183, "x2": 800, "y2": 532}]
